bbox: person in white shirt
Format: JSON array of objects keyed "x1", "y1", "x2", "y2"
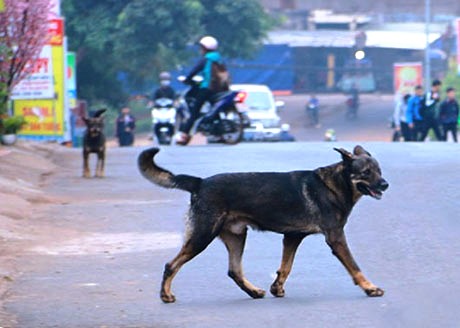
[{"x1": 392, "y1": 94, "x2": 411, "y2": 141}]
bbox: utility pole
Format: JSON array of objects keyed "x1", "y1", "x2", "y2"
[{"x1": 424, "y1": 0, "x2": 431, "y2": 89}]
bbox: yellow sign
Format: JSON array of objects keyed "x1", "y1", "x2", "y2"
[
  {"x1": 0, "y1": 0, "x2": 5, "y2": 12},
  {"x1": 14, "y1": 45, "x2": 66, "y2": 137}
]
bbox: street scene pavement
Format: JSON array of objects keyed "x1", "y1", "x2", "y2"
[
  {"x1": 1, "y1": 96, "x2": 460, "y2": 327},
  {"x1": 276, "y1": 93, "x2": 396, "y2": 142}
]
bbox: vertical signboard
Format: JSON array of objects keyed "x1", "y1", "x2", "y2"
[
  {"x1": 393, "y1": 62, "x2": 423, "y2": 96},
  {"x1": 13, "y1": 18, "x2": 67, "y2": 139},
  {"x1": 48, "y1": 18, "x2": 64, "y2": 46},
  {"x1": 66, "y1": 52, "x2": 77, "y2": 110}
]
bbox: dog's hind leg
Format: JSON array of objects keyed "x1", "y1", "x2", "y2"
[
  {"x1": 220, "y1": 228, "x2": 266, "y2": 299},
  {"x1": 325, "y1": 229, "x2": 384, "y2": 297},
  {"x1": 270, "y1": 233, "x2": 305, "y2": 297},
  {"x1": 161, "y1": 225, "x2": 218, "y2": 303}
]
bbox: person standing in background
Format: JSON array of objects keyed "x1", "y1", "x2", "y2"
[
  {"x1": 439, "y1": 87, "x2": 459, "y2": 142},
  {"x1": 406, "y1": 85, "x2": 424, "y2": 141},
  {"x1": 115, "y1": 107, "x2": 136, "y2": 146},
  {"x1": 392, "y1": 94, "x2": 411, "y2": 141},
  {"x1": 418, "y1": 79, "x2": 443, "y2": 141},
  {"x1": 306, "y1": 94, "x2": 320, "y2": 128}
]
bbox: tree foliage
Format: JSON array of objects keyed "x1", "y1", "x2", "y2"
[
  {"x1": 62, "y1": 0, "x2": 273, "y2": 106},
  {"x1": 0, "y1": 0, "x2": 51, "y2": 114},
  {"x1": 199, "y1": 0, "x2": 273, "y2": 58}
]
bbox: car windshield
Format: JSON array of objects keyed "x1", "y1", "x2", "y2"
[{"x1": 244, "y1": 91, "x2": 272, "y2": 110}]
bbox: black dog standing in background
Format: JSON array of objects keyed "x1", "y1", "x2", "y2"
[
  {"x1": 138, "y1": 145, "x2": 389, "y2": 303},
  {"x1": 82, "y1": 109, "x2": 106, "y2": 178}
]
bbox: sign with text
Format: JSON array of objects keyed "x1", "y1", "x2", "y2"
[
  {"x1": 13, "y1": 99, "x2": 61, "y2": 135},
  {"x1": 14, "y1": 44, "x2": 66, "y2": 137},
  {"x1": 48, "y1": 18, "x2": 64, "y2": 46},
  {"x1": 11, "y1": 46, "x2": 54, "y2": 100},
  {"x1": 393, "y1": 62, "x2": 423, "y2": 96}
]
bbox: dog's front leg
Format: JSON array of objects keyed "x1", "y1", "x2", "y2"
[
  {"x1": 83, "y1": 150, "x2": 91, "y2": 178},
  {"x1": 270, "y1": 233, "x2": 305, "y2": 297},
  {"x1": 96, "y1": 150, "x2": 105, "y2": 178},
  {"x1": 325, "y1": 229, "x2": 384, "y2": 297}
]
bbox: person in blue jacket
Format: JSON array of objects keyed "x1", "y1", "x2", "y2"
[
  {"x1": 405, "y1": 85, "x2": 424, "y2": 141},
  {"x1": 176, "y1": 35, "x2": 224, "y2": 145}
]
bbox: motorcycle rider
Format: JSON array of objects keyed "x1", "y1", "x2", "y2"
[
  {"x1": 175, "y1": 35, "x2": 224, "y2": 145},
  {"x1": 152, "y1": 71, "x2": 176, "y2": 101}
]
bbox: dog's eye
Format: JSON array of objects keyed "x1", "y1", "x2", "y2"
[{"x1": 362, "y1": 169, "x2": 371, "y2": 176}]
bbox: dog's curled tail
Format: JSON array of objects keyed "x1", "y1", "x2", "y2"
[{"x1": 137, "y1": 148, "x2": 202, "y2": 193}]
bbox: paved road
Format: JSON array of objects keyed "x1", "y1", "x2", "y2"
[
  {"x1": 277, "y1": 93, "x2": 395, "y2": 142},
  {"x1": 4, "y1": 141, "x2": 460, "y2": 327}
]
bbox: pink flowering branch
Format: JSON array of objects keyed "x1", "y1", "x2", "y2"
[{"x1": 0, "y1": 0, "x2": 51, "y2": 113}]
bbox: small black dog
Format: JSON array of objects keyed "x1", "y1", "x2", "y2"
[
  {"x1": 138, "y1": 145, "x2": 389, "y2": 303},
  {"x1": 82, "y1": 109, "x2": 106, "y2": 178}
]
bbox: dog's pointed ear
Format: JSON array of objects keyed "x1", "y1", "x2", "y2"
[
  {"x1": 334, "y1": 147, "x2": 353, "y2": 162},
  {"x1": 353, "y1": 145, "x2": 371, "y2": 157},
  {"x1": 94, "y1": 108, "x2": 107, "y2": 118}
]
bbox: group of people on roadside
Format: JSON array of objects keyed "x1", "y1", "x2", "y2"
[{"x1": 393, "y1": 79, "x2": 459, "y2": 142}]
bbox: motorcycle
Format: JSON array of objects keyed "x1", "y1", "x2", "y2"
[
  {"x1": 176, "y1": 75, "x2": 248, "y2": 145},
  {"x1": 151, "y1": 97, "x2": 177, "y2": 145},
  {"x1": 345, "y1": 93, "x2": 359, "y2": 120},
  {"x1": 306, "y1": 101, "x2": 319, "y2": 127}
]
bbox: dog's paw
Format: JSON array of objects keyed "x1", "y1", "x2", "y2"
[
  {"x1": 160, "y1": 292, "x2": 176, "y2": 303},
  {"x1": 83, "y1": 172, "x2": 91, "y2": 179},
  {"x1": 270, "y1": 283, "x2": 285, "y2": 298},
  {"x1": 365, "y1": 287, "x2": 384, "y2": 297},
  {"x1": 248, "y1": 288, "x2": 266, "y2": 299}
]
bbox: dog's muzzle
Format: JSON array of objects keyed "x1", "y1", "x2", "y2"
[{"x1": 358, "y1": 178, "x2": 388, "y2": 200}]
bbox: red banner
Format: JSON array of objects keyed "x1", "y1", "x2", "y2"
[
  {"x1": 48, "y1": 18, "x2": 64, "y2": 46},
  {"x1": 393, "y1": 62, "x2": 423, "y2": 96}
]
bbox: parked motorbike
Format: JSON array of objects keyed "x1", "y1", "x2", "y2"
[
  {"x1": 151, "y1": 97, "x2": 177, "y2": 145},
  {"x1": 176, "y1": 75, "x2": 248, "y2": 145}
]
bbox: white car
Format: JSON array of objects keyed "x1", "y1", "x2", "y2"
[{"x1": 230, "y1": 84, "x2": 289, "y2": 141}]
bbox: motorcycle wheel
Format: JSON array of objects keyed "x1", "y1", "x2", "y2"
[{"x1": 219, "y1": 106, "x2": 244, "y2": 145}]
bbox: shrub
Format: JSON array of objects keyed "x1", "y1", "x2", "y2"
[{"x1": 0, "y1": 115, "x2": 26, "y2": 134}]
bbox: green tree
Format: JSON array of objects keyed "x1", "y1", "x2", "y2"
[
  {"x1": 62, "y1": 0, "x2": 128, "y2": 105},
  {"x1": 443, "y1": 66, "x2": 460, "y2": 100},
  {"x1": 199, "y1": 0, "x2": 274, "y2": 58},
  {"x1": 113, "y1": 0, "x2": 204, "y2": 91},
  {"x1": 62, "y1": 0, "x2": 273, "y2": 106}
]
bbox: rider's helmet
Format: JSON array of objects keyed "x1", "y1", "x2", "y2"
[
  {"x1": 159, "y1": 71, "x2": 171, "y2": 81},
  {"x1": 199, "y1": 36, "x2": 218, "y2": 51},
  {"x1": 159, "y1": 71, "x2": 171, "y2": 86}
]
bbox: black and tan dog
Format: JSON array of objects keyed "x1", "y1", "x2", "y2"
[
  {"x1": 82, "y1": 109, "x2": 106, "y2": 178},
  {"x1": 138, "y1": 145, "x2": 388, "y2": 303}
]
